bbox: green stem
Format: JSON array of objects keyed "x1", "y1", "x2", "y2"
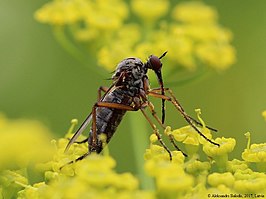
[
  {"x1": 129, "y1": 112, "x2": 154, "y2": 190},
  {"x1": 52, "y1": 26, "x2": 106, "y2": 78},
  {"x1": 53, "y1": 26, "x2": 87, "y2": 64},
  {"x1": 214, "y1": 154, "x2": 228, "y2": 172},
  {"x1": 165, "y1": 66, "x2": 209, "y2": 87},
  {"x1": 256, "y1": 162, "x2": 266, "y2": 172}
]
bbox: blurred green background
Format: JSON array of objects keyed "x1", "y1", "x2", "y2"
[{"x1": 1, "y1": 0, "x2": 266, "y2": 173}]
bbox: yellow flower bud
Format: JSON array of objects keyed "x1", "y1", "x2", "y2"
[
  {"x1": 157, "y1": 172, "x2": 194, "y2": 194},
  {"x1": 234, "y1": 176, "x2": 266, "y2": 193},
  {"x1": 242, "y1": 143, "x2": 266, "y2": 162},
  {"x1": 262, "y1": 110, "x2": 266, "y2": 120},
  {"x1": 172, "y1": 2, "x2": 217, "y2": 24},
  {"x1": 149, "y1": 134, "x2": 158, "y2": 143},
  {"x1": 186, "y1": 160, "x2": 211, "y2": 174},
  {"x1": 208, "y1": 172, "x2": 235, "y2": 188},
  {"x1": 226, "y1": 159, "x2": 248, "y2": 173},
  {"x1": 203, "y1": 137, "x2": 236, "y2": 157},
  {"x1": 131, "y1": 0, "x2": 169, "y2": 22}
]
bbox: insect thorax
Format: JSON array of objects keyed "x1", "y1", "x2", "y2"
[{"x1": 112, "y1": 57, "x2": 148, "y2": 96}]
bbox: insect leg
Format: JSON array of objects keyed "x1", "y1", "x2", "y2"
[
  {"x1": 91, "y1": 103, "x2": 97, "y2": 150},
  {"x1": 140, "y1": 108, "x2": 172, "y2": 161},
  {"x1": 146, "y1": 101, "x2": 187, "y2": 157},
  {"x1": 98, "y1": 86, "x2": 109, "y2": 101},
  {"x1": 90, "y1": 102, "x2": 137, "y2": 154},
  {"x1": 68, "y1": 102, "x2": 137, "y2": 163},
  {"x1": 61, "y1": 152, "x2": 90, "y2": 168},
  {"x1": 67, "y1": 86, "x2": 114, "y2": 147},
  {"x1": 72, "y1": 139, "x2": 88, "y2": 144},
  {"x1": 148, "y1": 89, "x2": 220, "y2": 147},
  {"x1": 149, "y1": 88, "x2": 217, "y2": 132},
  {"x1": 96, "y1": 102, "x2": 136, "y2": 110},
  {"x1": 63, "y1": 104, "x2": 98, "y2": 164}
]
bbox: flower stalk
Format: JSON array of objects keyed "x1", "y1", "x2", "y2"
[{"x1": 129, "y1": 112, "x2": 155, "y2": 190}]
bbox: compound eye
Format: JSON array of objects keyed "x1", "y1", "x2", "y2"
[{"x1": 149, "y1": 55, "x2": 162, "y2": 71}]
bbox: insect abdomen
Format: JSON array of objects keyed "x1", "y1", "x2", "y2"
[{"x1": 88, "y1": 89, "x2": 131, "y2": 153}]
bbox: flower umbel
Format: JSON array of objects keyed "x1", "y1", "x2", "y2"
[
  {"x1": 1, "y1": 110, "x2": 266, "y2": 198},
  {"x1": 35, "y1": 0, "x2": 235, "y2": 77},
  {"x1": 0, "y1": 114, "x2": 53, "y2": 170}
]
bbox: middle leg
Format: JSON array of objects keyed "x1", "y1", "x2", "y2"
[
  {"x1": 146, "y1": 101, "x2": 187, "y2": 157},
  {"x1": 148, "y1": 89, "x2": 220, "y2": 147},
  {"x1": 140, "y1": 108, "x2": 173, "y2": 160},
  {"x1": 149, "y1": 88, "x2": 217, "y2": 132}
]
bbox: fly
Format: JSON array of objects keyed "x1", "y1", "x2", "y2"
[{"x1": 65, "y1": 52, "x2": 219, "y2": 162}]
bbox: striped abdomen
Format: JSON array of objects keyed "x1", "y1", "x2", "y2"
[{"x1": 88, "y1": 89, "x2": 132, "y2": 153}]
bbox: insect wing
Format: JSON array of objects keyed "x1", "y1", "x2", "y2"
[
  {"x1": 65, "y1": 113, "x2": 92, "y2": 152},
  {"x1": 64, "y1": 82, "x2": 118, "y2": 152}
]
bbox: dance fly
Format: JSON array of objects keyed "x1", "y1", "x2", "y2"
[{"x1": 65, "y1": 52, "x2": 219, "y2": 161}]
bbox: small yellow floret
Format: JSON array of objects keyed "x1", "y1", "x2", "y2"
[
  {"x1": 208, "y1": 172, "x2": 235, "y2": 188},
  {"x1": 172, "y1": 2, "x2": 217, "y2": 24},
  {"x1": 131, "y1": 0, "x2": 169, "y2": 22},
  {"x1": 242, "y1": 143, "x2": 266, "y2": 162},
  {"x1": 186, "y1": 160, "x2": 211, "y2": 174},
  {"x1": 203, "y1": 137, "x2": 236, "y2": 157},
  {"x1": 149, "y1": 134, "x2": 158, "y2": 143},
  {"x1": 226, "y1": 159, "x2": 248, "y2": 173},
  {"x1": 262, "y1": 110, "x2": 266, "y2": 120},
  {"x1": 234, "y1": 175, "x2": 266, "y2": 193}
]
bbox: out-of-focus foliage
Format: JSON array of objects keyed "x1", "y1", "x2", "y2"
[{"x1": 35, "y1": 0, "x2": 235, "y2": 75}]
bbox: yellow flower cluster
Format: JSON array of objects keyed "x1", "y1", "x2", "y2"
[
  {"x1": 144, "y1": 134, "x2": 266, "y2": 197},
  {"x1": 0, "y1": 114, "x2": 53, "y2": 170},
  {"x1": 0, "y1": 113, "x2": 54, "y2": 198},
  {"x1": 0, "y1": 115, "x2": 152, "y2": 198},
  {"x1": 35, "y1": 0, "x2": 235, "y2": 74},
  {"x1": 35, "y1": 0, "x2": 128, "y2": 28},
  {"x1": 1, "y1": 111, "x2": 266, "y2": 198},
  {"x1": 131, "y1": 0, "x2": 169, "y2": 23},
  {"x1": 144, "y1": 143, "x2": 194, "y2": 198},
  {"x1": 143, "y1": 111, "x2": 266, "y2": 197},
  {"x1": 19, "y1": 154, "x2": 151, "y2": 199},
  {"x1": 262, "y1": 110, "x2": 266, "y2": 120}
]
